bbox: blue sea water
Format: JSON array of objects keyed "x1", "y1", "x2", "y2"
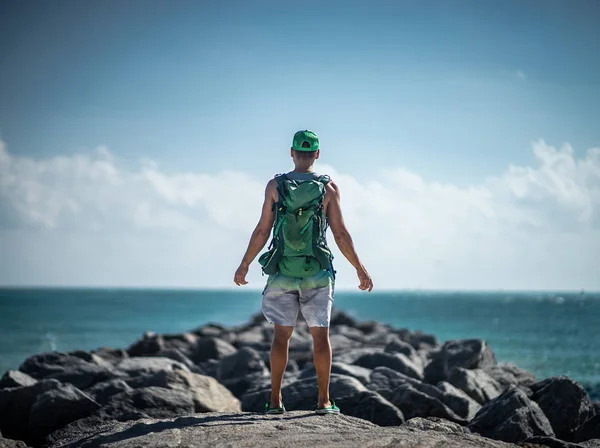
[{"x1": 0, "y1": 288, "x2": 599, "y2": 389}]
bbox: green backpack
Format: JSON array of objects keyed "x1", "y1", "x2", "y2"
[{"x1": 259, "y1": 173, "x2": 334, "y2": 278}]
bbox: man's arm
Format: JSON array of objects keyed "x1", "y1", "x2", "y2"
[
  {"x1": 234, "y1": 179, "x2": 277, "y2": 286},
  {"x1": 326, "y1": 181, "x2": 373, "y2": 292}
]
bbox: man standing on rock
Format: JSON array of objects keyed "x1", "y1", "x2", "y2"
[{"x1": 234, "y1": 130, "x2": 373, "y2": 415}]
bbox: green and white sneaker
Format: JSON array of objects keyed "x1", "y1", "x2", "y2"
[
  {"x1": 316, "y1": 400, "x2": 340, "y2": 415},
  {"x1": 265, "y1": 401, "x2": 286, "y2": 415}
]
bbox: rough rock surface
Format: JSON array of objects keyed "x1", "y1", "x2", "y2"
[
  {"x1": 530, "y1": 376, "x2": 596, "y2": 441},
  {"x1": 468, "y1": 386, "x2": 555, "y2": 443},
  {"x1": 448, "y1": 367, "x2": 503, "y2": 405},
  {"x1": 0, "y1": 371, "x2": 37, "y2": 389},
  {"x1": 425, "y1": 339, "x2": 497, "y2": 384},
  {"x1": 573, "y1": 414, "x2": 600, "y2": 443},
  {"x1": 0, "y1": 379, "x2": 61, "y2": 442},
  {"x1": 27, "y1": 384, "x2": 101, "y2": 446},
  {"x1": 46, "y1": 412, "x2": 520, "y2": 448}
]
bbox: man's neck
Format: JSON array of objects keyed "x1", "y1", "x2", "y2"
[{"x1": 292, "y1": 165, "x2": 315, "y2": 173}]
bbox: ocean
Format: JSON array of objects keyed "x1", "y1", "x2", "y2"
[{"x1": 1, "y1": 288, "x2": 599, "y2": 390}]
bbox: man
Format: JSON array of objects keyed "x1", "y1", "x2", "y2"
[{"x1": 234, "y1": 130, "x2": 373, "y2": 415}]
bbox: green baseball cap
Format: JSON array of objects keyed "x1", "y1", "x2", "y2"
[{"x1": 292, "y1": 130, "x2": 320, "y2": 152}]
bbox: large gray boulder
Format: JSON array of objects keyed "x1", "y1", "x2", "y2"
[
  {"x1": 18, "y1": 352, "x2": 121, "y2": 390},
  {"x1": 400, "y1": 416, "x2": 468, "y2": 434},
  {"x1": 217, "y1": 346, "x2": 269, "y2": 381},
  {"x1": 43, "y1": 411, "x2": 520, "y2": 448},
  {"x1": 127, "y1": 332, "x2": 165, "y2": 357},
  {"x1": 437, "y1": 381, "x2": 482, "y2": 421},
  {"x1": 448, "y1": 368, "x2": 503, "y2": 405},
  {"x1": 391, "y1": 384, "x2": 466, "y2": 424},
  {"x1": 123, "y1": 369, "x2": 241, "y2": 413},
  {"x1": 0, "y1": 379, "x2": 61, "y2": 442},
  {"x1": 424, "y1": 339, "x2": 497, "y2": 384},
  {"x1": 384, "y1": 336, "x2": 418, "y2": 358},
  {"x1": 27, "y1": 383, "x2": 101, "y2": 446},
  {"x1": 483, "y1": 364, "x2": 536, "y2": 391},
  {"x1": 101, "y1": 386, "x2": 195, "y2": 419},
  {"x1": 0, "y1": 371, "x2": 37, "y2": 390},
  {"x1": 300, "y1": 362, "x2": 372, "y2": 385},
  {"x1": 354, "y1": 352, "x2": 423, "y2": 380},
  {"x1": 240, "y1": 374, "x2": 403, "y2": 427},
  {"x1": 116, "y1": 357, "x2": 191, "y2": 377},
  {"x1": 85, "y1": 379, "x2": 133, "y2": 405},
  {"x1": 468, "y1": 386, "x2": 555, "y2": 443},
  {"x1": 530, "y1": 376, "x2": 596, "y2": 441},
  {"x1": 191, "y1": 338, "x2": 237, "y2": 364},
  {"x1": 368, "y1": 367, "x2": 476, "y2": 421},
  {"x1": 573, "y1": 414, "x2": 600, "y2": 443}
]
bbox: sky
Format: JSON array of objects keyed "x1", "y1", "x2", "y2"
[{"x1": 1, "y1": 0, "x2": 599, "y2": 290}]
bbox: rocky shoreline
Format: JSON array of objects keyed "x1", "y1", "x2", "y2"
[{"x1": 1, "y1": 310, "x2": 598, "y2": 448}]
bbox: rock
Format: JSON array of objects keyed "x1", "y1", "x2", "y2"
[
  {"x1": 437, "y1": 381, "x2": 482, "y2": 421},
  {"x1": 217, "y1": 347, "x2": 269, "y2": 381},
  {"x1": 356, "y1": 321, "x2": 390, "y2": 335},
  {"x1": 286, "y1": 359, "x2": 299, "y2": 374},
  {"x1": 354, "y1": 352, "x2": 423, "y2": 380},
  {"x1": 530, "y1": 376, "x2": 595, "y2": 441},
  {"x1": 448, "y1": 368, "x2": 503, "y2": 405},
  {"x1": 367, "y1": 367, "x2": 477, "y2": 421},
  {"x1": 468, "y1": 386, "x2": 555, "y2": 443},
  {"x1": 523, "y1": 436, "x2": 589, "y2": 448},
  {"x1": 27, "y1": 383, "x2": 101, "y2": 446},
  {"x1": 363, "y1": 331, "x2": 398, "y2": 346},
  {"x1": 102, "y1": 386, "x2": 195, "y2": 419},
  {"x1": 162, "y1": 332, "x2": 200, "y2": 355},
  {"x1": 0, "y1": 371, "x2": 37, "y2": 389},
  {"x1": 330, "y1": 325, "x2": 366, "y2": 342},
  {"x1": 43, "y1": 411, "x2": 520, "y2": 448},
  {"x1": 234, "y1": 328, "x2": 265, "y2": 347},
  {"x1": 424, "y1": 339, "x2": 497, "y2": 384},
  {"x1": 330, "y1": 310, "x2": 359, "y2": 327},
  {"x1": 220, "y1": 372, "x2": 271, "y2": 398},
  {"x1": 391, "y1": 384, "x2": 466, "y2": 424},
  {"x1": 122, "y1": 369, "x2": 241, "y2": 413},
  {"x1": 192, "y1": 323, "x2": 227, "y2": 338},
  {"x1": 85, "y1": 379, "x2": 133, "y2": 405},
  {"x1": 330, "y1": 334, "x2": 363, "y2": 352},
  {"x1": 483, "y1": 364, "x2": 537, "y2": 391},
  {"x1": 0, "y1": 437, "x2": 29, "y2": 448},
  {"x1": 573, "y1": 414, "x2": 600, "y2": 443},
  {"x1": 18, "y1": 352, "x2": 121, "y2": 389},
  {"x1": 116, "y1": 356, "x2": 191, "y2": 376},
  {"x1": 384, "y1": 337, "x2": 418, "y2": 358},
  {"x1": 0, "y1": 379, "x2": 61, "y2": 442},
  {"x1": 401, "y1": 416, "x2": 468, "y2": 434},
  {"x1": 335, "y1": 347, "x2": 384, "y2": 365},
  {"x1": 151, "y1": 348, "x2": 196, "y2": 369},
  {"x1": 408, "y1": 331, "x2": 440, "y2": 350},
  {"x1": 191, "y1": 338, "x2": 237, "y2": 364},
  {"x1": 197, "y1": 359, "x2": 219, "y2": 378},
  {"x1": 335, "y1": 391, "x2": 404, "y2": 426},
  {"x1": 91, "y1": 347, "x2": 129, "y2": 365},
  {"x1": 299, "y1": 362, "x2": 372, "y2": 385},
  {"x1": 126, "y1": 332, "x2": 165, "y2": 357},
  {"x1": 243, "y1": 374, "x2": 367, "y2": 412}
]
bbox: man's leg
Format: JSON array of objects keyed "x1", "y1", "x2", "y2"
[
  {"x1": 270, "y1": 324, "x2": 294, "y2": 408},
  {"x1": 310, "y1": 326, "x2": 332, "y2": 408}
]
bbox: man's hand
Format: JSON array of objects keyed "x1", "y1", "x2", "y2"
[
  {"x1": 234, "y1": 263, "x2": 249, "y2": 286},
  {"x1": 357, "y1": 267, "x2": 373, "y2": 292}
]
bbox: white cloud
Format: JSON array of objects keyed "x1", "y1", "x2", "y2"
[{"x1": 0, "y1": 139, "x2": 599, "y2": 290}]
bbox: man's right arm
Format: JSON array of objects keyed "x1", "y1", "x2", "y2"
[{"x1": 326, "y1": 181, "x2": 373, "y2": 292}]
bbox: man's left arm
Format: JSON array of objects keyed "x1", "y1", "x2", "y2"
[{"x1": 234, "y1": 180, "x2": 276, "y2": 286}]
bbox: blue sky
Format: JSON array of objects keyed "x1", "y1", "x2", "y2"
[{"x1": 1, "y1": 0, "x2": 599, "y2": 289}]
